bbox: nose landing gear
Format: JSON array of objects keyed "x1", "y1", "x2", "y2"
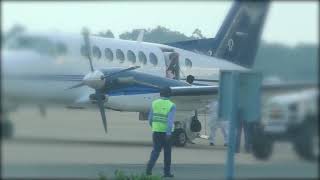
[{"x1": 172, "y1": 128, "x2": 187, "y2": 147}]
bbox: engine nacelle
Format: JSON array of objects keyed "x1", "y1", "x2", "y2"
[
  {"x1": 89, "y1": 93, "x2": 108, "y2": 101},
  {"x1": 83, "y1": 70, "x2": 106, "y2": 89}
]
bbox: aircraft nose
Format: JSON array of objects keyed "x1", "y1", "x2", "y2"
[
  {"x1": 2, "y1": 50, "x2": 23, "y2": 75},
  {"x1": 2, "y1": 50, "x2": 45, "y2": 76}
]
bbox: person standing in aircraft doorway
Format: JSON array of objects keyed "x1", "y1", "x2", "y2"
[
  {"x1": 146, "y1": 87, "x2": 176, "y2": 178},
  {"x1": 165, "y1": 53, "x2": 180, "y2": 80},
  {"x1": 208, "y1": 101, "x2": 229, "y2": 146}
]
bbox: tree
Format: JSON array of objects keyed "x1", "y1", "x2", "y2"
[
  {"x1": 119, "y1": 29, "x2": 145, "y2": 41},
  {"x1": 254, "y1": 42, "x2": 317, "y2": 82},
  {"x1": 191, "y1": 28, "x2": 205, "y2": 39},
  {"x1": 119, "y1": 26, "x2": 193, "y2": 43},
  {"x1": 96, "y1": 29, "x2": 115, "y2": 38},
  {"x1": 3, "y1": 24, "x2": 26, "y2": 43}
]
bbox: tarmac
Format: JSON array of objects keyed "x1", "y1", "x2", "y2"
[{"x1": 2, "y1": 107, "x2": 318, "y2": 179}]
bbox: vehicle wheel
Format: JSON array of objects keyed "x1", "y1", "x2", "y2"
[
  {"x1": 251, "y1": 124, "x2": 273, "y2": 160},
  {"x1": 293, "y1": 119, "x2": 318, "y2": 162},
  {"x1": 172, "y1": 128, "x2": 187, "y2": 147},
  {"x1": 1, "y1": 120, "x2": 14, "y2": 139}
]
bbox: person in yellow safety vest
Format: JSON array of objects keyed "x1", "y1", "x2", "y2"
[{"x1": 146, "y1": 87, "x2": 176, "y2": 178}]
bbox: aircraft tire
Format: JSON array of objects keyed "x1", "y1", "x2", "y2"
[
  {"x1": 172, "y1": 128, "x2": 187, "y2": 147},
  {"x1": 293, "y1": 116, "x2": 318, "y2": 162},
  {"x1": 251, "y1": 123, "x2": 273, "y2": 160}
]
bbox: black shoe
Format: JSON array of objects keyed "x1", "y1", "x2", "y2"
[
  {"x1": 163, "y1": 174, "x2": 174, "y2": 178},
  {"x1": 210, "y1": 143, "x2": 215, "y2": 146},
  {"x1": 146, "y1": 170, "x2": 152, "y2": 176},
  {"x1": 224, "y1": 143, "x2": 228, "y2": 147}
]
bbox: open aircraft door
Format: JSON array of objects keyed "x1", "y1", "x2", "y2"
[{"x1": 163, "y1": 51, "x2": 180, "y2": 80}]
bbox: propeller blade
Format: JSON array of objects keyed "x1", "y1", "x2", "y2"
[
  {"x1": 66, "y1": 82, "x2": 84, "y2": 90},
  {"x1": 104, "y1": 66, "x2": 140, "y2": 78},
  {"x1": 82, "y1": 28, "x2": 94, "y2": 72},
  {"x1": 96, "y1": 91, "x2": 107, "y2": 133}
]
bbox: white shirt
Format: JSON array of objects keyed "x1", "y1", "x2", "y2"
[{"x1": 207, "y1": 101, "x2": 218, "y2": 125}]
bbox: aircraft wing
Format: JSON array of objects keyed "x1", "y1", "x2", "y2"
[
  {"x1": 99, "y1": 68, "x2": 316, "y2": 112},
  {"x1": 163, "y1": 81, "x2": 317, "y2": 111},
  {"x1": 165, "y1": 86, "x2": 219, "y2": 111}
]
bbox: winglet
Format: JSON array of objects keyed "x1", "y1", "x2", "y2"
[{"x1": 137, "y1": 29, "x2": 145, "y2": 42}]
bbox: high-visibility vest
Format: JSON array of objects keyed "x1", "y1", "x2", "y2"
[{"x1": 151, "y1": 98, "x2": 174, "y2": 132}]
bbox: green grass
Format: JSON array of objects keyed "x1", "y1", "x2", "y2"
[{"x1": 98, "y1": 169, "x2": 162, "y2": 180}]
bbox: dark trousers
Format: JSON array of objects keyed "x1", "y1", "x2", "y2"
[
  {"x1": 236, "y1": 119, "x2": 253, "y2": 153},
  {"x1": 146, "y1": 132, "x2": 172, "y2": 175}
]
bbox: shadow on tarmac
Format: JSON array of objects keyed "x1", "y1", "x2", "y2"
[{"x1": 4, "y1": 136, "x2": 226, "y2": 151}]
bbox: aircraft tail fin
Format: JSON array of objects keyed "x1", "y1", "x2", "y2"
[
  {"x1": 214, "y1": 0, "x2": 270, "y2": 68},
  {"x1": 166, "y1": 0, "x2": 270, "y2": 68}
]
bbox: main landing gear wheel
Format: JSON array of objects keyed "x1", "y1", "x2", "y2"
[
  {"x1": 172, "y1": 128, "x2": 187, "y2": 147},
  {"x1": 251, "y1": 123, "x2": 273, "y2": 160},
  {"x1": 293, "y1": 119, "x2": 319, "y2": 162}
]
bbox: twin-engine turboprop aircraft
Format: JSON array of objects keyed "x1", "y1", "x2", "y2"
[{"x1": 1, "y1": 0, "x2": 315, "y2": 146}]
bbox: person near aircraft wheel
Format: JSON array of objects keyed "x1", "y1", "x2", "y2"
[
  {"x1": 146, "y1": 87, "x2": 176, "y2": 178},
  {"x1": 235, "y1": 109, "x2": 253, "y2": 153},
  {"x1": 208, "y1": 101, "x2": 229, "y2": 146}
]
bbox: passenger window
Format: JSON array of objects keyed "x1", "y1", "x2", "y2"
[
  {"x1": 138, "y1": 51, "x2": 147, "y2": 65},
  {"x1": 127, "y1": 50, "x2": 136, "y2": 64},
  {"x1": 185, "y1": 58, "x2": 192, "y2": 68},
  {"x1": 92, "y1": 45, "x2": 101, "y2": 59},
  {"x1": 116, "y1": 49, "x2": 125, "y2": 63},
  {"x1": 105, "y1": 48, "x2": 113, "y2": 61},
  {"x1": 149, "y1": 53, "x2": 158, "y2": 66}
]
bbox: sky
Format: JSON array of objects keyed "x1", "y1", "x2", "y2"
[{"x1": 2, "y1": 1, "x2": 318, "y2": 46}]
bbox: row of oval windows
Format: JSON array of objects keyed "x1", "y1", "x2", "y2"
[{"x1": 80, "y1": 45, "x2": 193, "y2": 68}]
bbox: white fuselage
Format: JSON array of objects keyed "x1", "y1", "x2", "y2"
[{"x1": 2, "y1": 31, "x2": 246, "y2": 112}]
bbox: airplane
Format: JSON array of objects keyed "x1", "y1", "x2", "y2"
[{"x1": 1, "y1": 0, "x2": 315, "y2": 146}]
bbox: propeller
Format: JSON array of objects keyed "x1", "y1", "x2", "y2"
[{"x1": 68, "y1": 27, "x2": 140, "y2": 133}]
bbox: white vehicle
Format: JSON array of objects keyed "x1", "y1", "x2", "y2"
[
  {"x1": 252, "y1": 89, "x2": 319, "y2": 161},
  {"x1": 1, "y1": 0, "x2": 315, "y2": 146}
]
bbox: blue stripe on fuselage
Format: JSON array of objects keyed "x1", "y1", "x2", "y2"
[{"x1": 107, "y1": 85, "x2": 159, "y2": 96}]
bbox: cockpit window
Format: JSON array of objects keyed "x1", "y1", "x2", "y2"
[{"x1": 5, "y1": 35, "x2": 66, "y2": 57}]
